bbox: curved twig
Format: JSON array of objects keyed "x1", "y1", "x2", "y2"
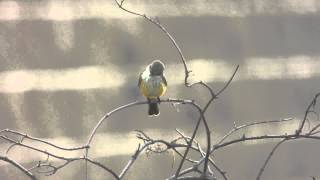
[
  {"x1": 0, "y1": 135, "x2": 119, "y2": 179},
  {"x1": 212, "y1": 134, "x2": 320, "y2": 152},
  {"x1": 256, "y1": 139, "x2": 287, "y2": 180},
  {"x1": 217, "y1": 118, "x2": 294, "y2": 146},
  {"x1": 114, "y1": 0, "x2": 189, "y2": 85},
  {"x1": 86, "y1": 158, "x2": 120, "y2": 179},
  {"x1": 177, "y1": 65, "x2": 239, "y2": 177},
  {"x1": 119, "y1": 137, "x2": 203, "y2": 179},
  {"x1": 297, "y1": 93, "x2": 320, "y2": 135},
  {"x1": 85, "y1": 98, "x2": 204, "y2": 179},
  {"x1": 86, "y1": 99, "x2": 197, "y2": 147},
  {"x1": 113, "y1": 1, "x2": 240, "y2": 178},
  {"x1": 1, "y1": 129, "x2": 88, "y2": 151}
]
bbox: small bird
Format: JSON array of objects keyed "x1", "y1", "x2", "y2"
[{"x1": 138, "y1": 60, "x2": 167, "y2": 116}]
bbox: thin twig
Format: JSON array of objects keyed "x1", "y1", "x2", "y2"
[
  {"x1": 297, "y1": 93, "x2": 320, "y2": 135},
  {"x1": 217, "y1": 118, "x2": 293, "y2": 146},
  {"x1": 0, "y1": 155, "x2": 36, "y2": 180},
  {"x1": 119, "y1": 144, "x2": 142, "y2": 179},
  {"x1": 119, "y1": 137, "x2": 202, "y2": 179},
  {"x1": 0, "y1": 135, "x2": 119, "y2": 179},
  {"x1": 113, "y1": 1, "x2": 240, "y2": 178},
  {"x1": 176, "y1": 131, "x2": 227, "y2": 180},
  {"x1": 177, "y1": 65, "x2": 239, "y2": 177},
  {"x1": 175, "y1": 109, "x2": 205, "y2": 177},
  {"x1": 212, "y1": 134, "x2": 320, "y2": 151},
  {"x1": 114, "y1": 0, "x2": 189, "y2": 85},
  {"x1": 86, "y1": 101, "x2": 146, "y2": 146},
  {"x1": 256, "y1": 139, "x2": 287, "y2": 180},
  {"x1": 1, "y1": 129, "x2": 88, "y2": 151},
  {"x1": 86, "y1": 99, "x2": 196, "y2": 147},
  {"x1": 86, "y1": 158, "x2": 120, "y2": 179}
]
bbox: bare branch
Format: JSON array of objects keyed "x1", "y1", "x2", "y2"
[
  {"x1": 297, "y1": 93, "x2": 320, "y2": 135},
  {"x1": 86, "y1": 101, "x2": 146, "y2": 146},
  {"x1": 0, "y1": 135, "x2": 119, "y2": 179},
  {"x1": 113, "y1": 1, "x2": 240, "y2": 178},
  {"x1": 168, "y1": 166, "x2": 202, "y2": 180},
  {"x1": 212, "y1": 134, "x2": 320, "y2": 152},
  {"x1": 174, "y1": 106, "x2": 206, "y2": 177},
  {"x1": 1, "y1": 129, "x2": 88, "y2": 151},
  {"x1": 119, "y1": 136, "x2": 200, "y2": 179},
  {"x1": 119, "y1": 144, "x2": 142, "y2": 179},
  {"x1": 217, "y1": 118, "x2": 294, "y2": 146},
  {"x1": 256, "y1": 139, "x2": 287, "y2": 180},
  {"x1": 86, "y1": 99, "x2": 197, "y2": 147},
  {"x1": 0, "y1": 155, "x2": 36, "y2": 180},
  {"x1": 86, "y1": 158, "x2": 120, "y2": 179},
  {"x1": 176, "y1": 176, "x2": 216, "y2": 180},
  {"x1": 0, "y1": 135, "x2": 72, "y2": 161},
  {"x1": 177, "y1": 65, "x2": 239, "y2": 177},
  {"x1": 113, "y1": 0, "x2": 189, "y2": 85},
  {"x1": 2, "y1": 1, "x2": 318, "y2": 180},
  {"x1": 212, "y1": 65, "x2": 239, "y2": 99},
  {"x1": 176, "y1": 132, "x2": 227, "y2": 180}
]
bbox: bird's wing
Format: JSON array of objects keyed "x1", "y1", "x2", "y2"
[
  {"x1": 161, "y1": 75, "x2": 167, "y2": 86},
  {"x1": 138, "y1": 72, "x2": 143, "y2": 87}
]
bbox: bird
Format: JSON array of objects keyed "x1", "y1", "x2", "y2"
[{"x1": 138, "y1": 60, "x2": 167, "y2": 116}]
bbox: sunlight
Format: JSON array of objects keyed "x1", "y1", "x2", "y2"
[
  {"x1": 166, "y1": 56, "x2": 320, "y2": 86},
  {"x1": 0, "y1": 65, "x2": 126, "y2": 93},
  {"x1": 0, "y1": 1, "x2": 20, "y2": 21},
  {"x1": 165, "y1": 59, "x2": 233, "y2": 86},
  {"x1": 0, "y1": 0, "x2": 319, "y2": 21},
  {"x1": 286, "y1": 56, "x2": 319, "y2": 79},
  {"x1": 0, "y1": 56, "x2": 319, "y2": 94},
  {"x1": 245, "y1": 56, "x2": 320, "y2": 80},
  {"x1": 282, "y1": 0, "x2": 317, "y2": 14},
  {"x1": 245, "y1": 58, "x2": 286, "y2": 80}
]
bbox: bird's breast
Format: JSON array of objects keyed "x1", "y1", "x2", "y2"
[{"x1": 140, "y1": 76, "x2": 166, "y2": 98}]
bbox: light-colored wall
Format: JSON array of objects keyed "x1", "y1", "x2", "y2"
[{"x1": 0, "y1": 1, "x2": 320, "y2": 179}]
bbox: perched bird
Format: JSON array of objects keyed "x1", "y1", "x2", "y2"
[{"x1": 138, "y1": 60, "x2": 167, "y2": 116}]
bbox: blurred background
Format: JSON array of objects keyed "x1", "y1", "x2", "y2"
[{"x1": 0, "y1": 0, "x2": 320, "y2": 179}]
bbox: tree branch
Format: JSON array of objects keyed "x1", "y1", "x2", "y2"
[
  {"x1": 0, "y1": 129, "x2": 88, "y2": 151},
  {"x1": 256, "y1": 139, "x2": 287, "y2": 180},
  {"x1": 297, "y1": 93, "x2": 320, "y2": 135},
  {"x1": 0, "y1": 155, "x2": 36, "y2": 180}
]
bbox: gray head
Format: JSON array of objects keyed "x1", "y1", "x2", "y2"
[{"x1": 149, "y1": 60, "x2": 165, "y2": 76}]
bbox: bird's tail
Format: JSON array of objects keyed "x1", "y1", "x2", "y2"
[{"x1": 148, "y1": 102, "x2": 159, "y2": 116}]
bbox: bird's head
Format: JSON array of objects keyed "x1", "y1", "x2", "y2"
[{"x1": 149, "y1": 60, "x2": 165, "y2": 76}]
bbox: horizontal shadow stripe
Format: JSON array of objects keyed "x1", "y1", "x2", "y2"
[{"x1": 1, "y1": 15, "x2": 320, "y2": 71}]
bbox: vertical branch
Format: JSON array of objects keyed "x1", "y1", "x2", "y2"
[
  {"x1": 178, "y1": 65, "x2": 239, "y2": 177},
  {"x1": 119, "y1": 144, "x2": 142, "y2": 179},
  {"x1": 296, "y1": 93, "x2": 320, "y2": 135},
  {"x1": 201, "y1": 65, "x2": 239, "y2": 175},
  {"x1": 175, "y1": 113, "x2": 203, "y2": 177}
]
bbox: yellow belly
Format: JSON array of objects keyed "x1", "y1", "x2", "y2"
[{"x1": 140, "y1": 80, "x2": 167, "y2": 99}]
